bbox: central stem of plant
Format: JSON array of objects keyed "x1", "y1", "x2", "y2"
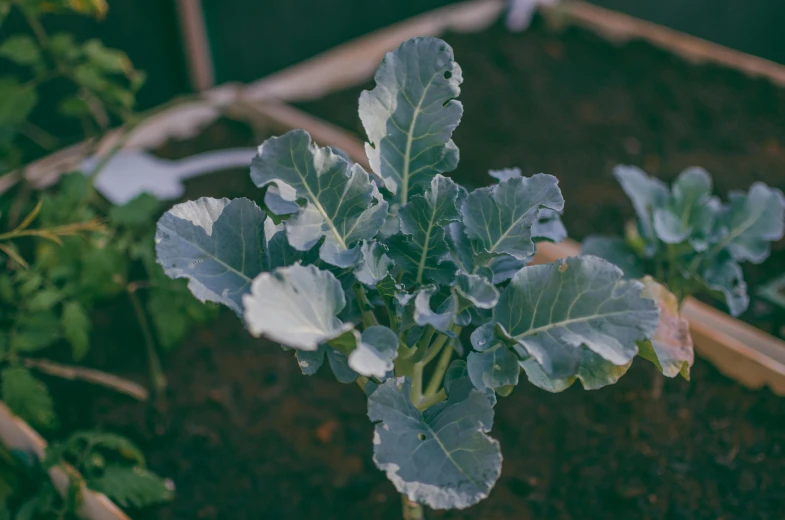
[{"x1": 402, "y1": 495, "x2": 425, "y2": 520}]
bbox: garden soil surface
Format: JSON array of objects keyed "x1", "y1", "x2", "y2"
[{"x1": 52, "y1": 18, "x2": 785, "y2": 520}]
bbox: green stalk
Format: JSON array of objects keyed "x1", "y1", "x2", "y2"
[
  {"x1": 423, "y1": 342, "x2": 454, "y2": 398},
  {"x1": 127, "y1": 287, "x2": 166, "y2": 396},
  {"x1": 353, "y1": 283, "x2": 379, "y2": 328},
  {"x1": 402, "y1": 495, "x2": 425, "y2": 520}
]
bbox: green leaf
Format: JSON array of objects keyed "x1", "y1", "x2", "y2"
[
  {"x1": 347, "y1": 325, "x2": 398, "y2": 378},
  {"x1": 156, "y1": 197, "x2": 266, "y2": 315},
  {"x1": 243, "y1": 264, "x2": 353, "y2": 351},
  {"x1": 326, "y1": 348, "x2": 358, "y2": 383},
  {"x1": 488, "y1": 168, "x2": 566, "y2": 243},
  {"x1": 652, "y1": 167, "x2": 717, "y2": 249},
  {"x1": 493, "y1": 256, "x2": 659, "y2": 378},
  {"x1": 702, "y1": 253, "x2": 748, "y2": 317},
  {"x1": 295, "y1": 346, "x2": 325, "y2": 375},
  {"x1": 581, "y1": 236, "x2": 646, "y2": 279},
  {"x1": 1, "y1": 367, "x2": 57, "y2": 430},
  {"x1": 467, "y1": 347, "x2": 519, "y2": 393},
  {"x1": 413, "y1": 285, "x2": 457, "y2": 333},
  {"x1": 10, "y1": 311, "x2": 61, "y2": 353},
  {"x1": 368, "y1": 376, "x2": 501, "y2": 509},
  {"x1": 359, "y1": 37, "x2": 463, "y2": 202},
  {"x1": 78, "y1": 246, "x2": 127, "y2": 301},
  {"x1": 454, "y1": 272, "x2": 499, "y2": 310},
  {"x1": 0, "y1": 35, "x2": 41, "y2": 66},
  {"x1": 520, "y1": 348, "x2": 632, "y2": 392},
  {"x1": 82, "y1": 39, "x2": 130, "y2": 74},
  {"x1": 25, "y1": 288, "x2": 63, "y2": 312},
  {"x1": 109, "y1": 193, "x2": 161, "y2": 228},
  {"x1": 388, "y1": 174, "x2": 461, "y2": 286},
  {"x1": 0, "y1": 78, "x2": 37, "y2": 146},
  {"x1": 460, "y1": 174, "x2": 563, "y2": 261},
  {"x1": 88, "y1": 465, "x2": 173, "y2": 509},
  {"x1": 60, "y1": 431, "x2": 145, "y2": 466},
  {"x1": 62, "y1": 300, "x2": 90, "y2": 360},
  {"x1": 354, "y1": 241, "x2": 392, "y2": 287},
  {"x1": 614, "y1": 165, "x2": 669, "y2": 255},
  {"x1": 250, "y1": 130, "x2": 388, "y2": 267},
  {"x1": 714, "y1": 182, "x2": 785, "y2": 264},
  {"x1": 637, "y1": 277, "x2": 694, "y2": 379}
]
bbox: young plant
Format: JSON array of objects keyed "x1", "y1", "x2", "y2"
[
  {"x1": 155, "y1": 37, "x2": 686, "y2": 516},
  {"x1": 583, "y1": 166, "x2": 785, "y2": 316}
]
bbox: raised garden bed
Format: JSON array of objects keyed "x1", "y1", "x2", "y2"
[{"x1": 5, "y1": 4, "x2": 785, "y2": 519}]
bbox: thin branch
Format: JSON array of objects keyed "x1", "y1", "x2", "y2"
[{"x1": 23, "y1": 358, "x2": 149, "y2": 401}]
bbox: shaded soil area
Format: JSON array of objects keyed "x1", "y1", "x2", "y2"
[
  {"x1": 49, "y1": 18, "x2": 785, "y2": 520},
  {"x1": 296, "y1": 17, "x2": 785, "y2": 339}
]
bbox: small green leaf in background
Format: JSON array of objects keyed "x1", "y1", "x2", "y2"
[
  {"x1": 88, "y1": 465, "x2": 173, "y2": 508},
  {"x1": 0, "y1": 35, "x2": 42, "y2": 67},
  {"x1": 109, "y1": 193, "x2": 161, "y2": 228},
  {"x1": 25, "y1": 288, "x2": 63, "y2": 312},
  {"x1": 10, "y1": 311, "x2": 61, "y2": 353},
  {"x1": 1, "y1": 367, "x2": 57, "y2": 430},
  {"x1": 62, "y1": 301, "x2": 90, "y2": 360},
  {"x1": 0, "y1": 78, "x2": 38, "y2": 147}
]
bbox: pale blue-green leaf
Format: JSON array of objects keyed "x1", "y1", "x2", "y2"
[
  {"x1": 702, "y1": 254, "x2": 749, "y2": 316},
  {"x1": 359, "y1": 37, "x2": 463, "y2": 202},
  {"x1": 389, "y1": 175, "x2": 461, "y2": 285},
  {"x1": 581, "y1": 235, "x2": 646, "y2": 279},
  {"x1": 467, "y1": 347, "x2": 519, "y2": 392},
  {"x1": 155, "y1": 197, "x2": 265, "y2": 315},
  {"x1": 461, "y1": 174, "x2": 564, "y2": 260},
  {"x1": 355, "y1": 241, "x2": 393, "y2": 287},
  {"x1": 454, "y1": 273, "x2": 499, "y2": 310},
  {"x1": 264, "y1": 218, "x2": 317, "y2": 270},
  {"x1": 250, "y1": 130, "x2": 388, "y2": 266},
  {"x1": 521, "y1": 347, "x2": 632, "y2": 392},
  {"x1": 652, "y1": 167, "x2": 716, "y2": 248},
  {"x1": 243, "y1": 264, "x2": 353, "y2": 350},
  {"x1": 264, "y1": 184, "x2": 300, "y2": 215},
  {"x1": 413, "y1": 285, "x2": 457, "y2": 333},
  {"x1": 614, "y1": 165, "x2": 669, "y2": 254},
  {"x1": 470, "y1": 322, "x2": 496, "y2": 352},
  {"x1": 532, "y1": 207, "x2": 567, "y2": 243},
  {"x1": 327, "y1": 349, "x2": 358, "y2": 383},
  {"x1": 444, "y1": 360, "x2": 469, "y2": 394},
  {"x1": 494, "y1": 256, "x2": 659, "y2": 378},
  {"x1": 296, "y1": 345, "x2": 325, "y2": 375},
  {"x1": 714, "y1": 182, "x2": 785, "y2": 264},
  {"x1": 488, "y1": 167, "x2": 521, "y2": 183},
  {"x1": 348, "y1": 325, "x2": 399, "y2": 378},
  {"x1": 368, "y1": 376, "x2": 501, "y2": 509}
]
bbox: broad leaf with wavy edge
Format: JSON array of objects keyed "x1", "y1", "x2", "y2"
[
  {"x1": 493, "y1": 256, "x2": 659, "y2": 378},
  {"x1": 250, "y1": 129, "x2": 388, "y2": 267},
  {"x1": 243, "y1": 264, "x2": 353, "y2": 351},
  {"x1": 467, "y1": 347, "x2": 519, "y2": 393},
  {"x1": 368, "y1": 376, "x2": 501, "y2": 510},
  {"x1": 520, "y1": 348, "x2": 632, "y2": 392},
  {"x1": 461, "y1": 174, "x2": 564, "y2": 261},
  {"x1": 155, "y1": 197, "x2": 265, "y2": 315},
  {"x1": 359, "y1": 37, "x2": 463, "y2": 202},
  {"x1": 713, "y1": 182, "x2": 785, "y2": 264}
]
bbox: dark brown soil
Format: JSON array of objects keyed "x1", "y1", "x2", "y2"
[{"x1": 51, "y1": 18, "x2": 785, "y2": 520}]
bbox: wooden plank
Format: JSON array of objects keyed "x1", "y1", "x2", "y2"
[{"x1": 0, "y1": 403, "x2": 129, "y2": 520}]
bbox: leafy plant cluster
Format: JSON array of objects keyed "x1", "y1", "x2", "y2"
[
  {"x1": 0, "y1": 430, "x2": 172, "y2": 518},
  {"x1": 1, "y1": 2, "x2": 206, "y2": 513},
  {"x1": 0, "y1": 0, "x2": 143, "y2": 170},
  {"x1": 156, "y1": 37, "x2": 690, "y2": 513},
  {"x1": 583, "y1": 166, "x2": 785, "y2": 316}
]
